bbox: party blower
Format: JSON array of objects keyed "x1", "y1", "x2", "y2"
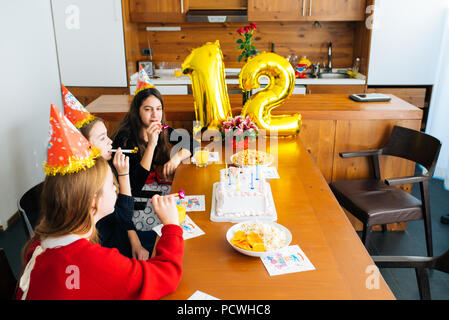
[
  {"x1": 111, "y1": 147, "x2": 139, "y2": 154},
  {"x1": 148, "y1": 190, "x2": 185, "y2": 203}
]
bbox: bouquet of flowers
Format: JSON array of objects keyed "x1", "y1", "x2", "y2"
[
  {"x1": 222, "y1": 115, "x2": 258, "y2": 149},
  {"x1": 236, "y1": 23, "x2": 260, "y2": 63}
]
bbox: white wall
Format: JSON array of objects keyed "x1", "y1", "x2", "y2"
[
  {"x1": 0, "y1": 1, "x2": 62, "y2": 229},
  {"x1": 51, "y1": 0, "x2": 127, "y2": 87},
  {"x1": 368, "y1": 0, "x2": 447, "y2": 85},
  {"x1": 426, "y1": 9, "x2": 449, "y2": 189}
]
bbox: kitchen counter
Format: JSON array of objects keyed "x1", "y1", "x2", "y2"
[
  {"x1": 131, "y1": 74, "x2": 366, "y2": 86},
  {"x1": 129, "y1": 68, "x2": 366, "y2": 95},
  {"x1": 87, "y1": 93, "x2": 421, "y2": 120}
]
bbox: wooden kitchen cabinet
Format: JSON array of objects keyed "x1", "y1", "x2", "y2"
[
  {"x1": 248, "y1": 0, "x2": 305, "y2": 21},
  {"x1": 189, "y1": 0, "x2": 246, "y2": 10},
  {"x1": 129, "y1": 0, "x2": 188, "y2": 22},
  {"x1": 248, "y1": 0, "x2": 366, "y2": 21},
  {"x1": 306, "y1": 0, "x2": 366, "y2": 21}
]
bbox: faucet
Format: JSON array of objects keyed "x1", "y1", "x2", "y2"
[{"x1": 327, "y1": 42, "x2": 332, "y2": 73}]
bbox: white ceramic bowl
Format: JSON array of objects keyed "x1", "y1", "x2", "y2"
[{"x1": 226, "y1": 221, "x2": 292, "y2": 257}]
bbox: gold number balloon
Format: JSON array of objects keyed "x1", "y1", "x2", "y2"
[
  {"x1": 182, "y1": 40, "x2": 232, "y2": 131},
  {"x1": 240, "y1": 52, "x2": 301, "y2": 136}
]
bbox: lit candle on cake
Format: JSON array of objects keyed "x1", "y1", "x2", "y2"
[
  {"x1": 228, "y1": 168, "x2": 231, "y2": 185},
  {"x1": 251, "y1": 172, "x2": 254, "y2": 190},
  {"x1": 256, "y1": 164, "x2": 259, "y2": 180}
]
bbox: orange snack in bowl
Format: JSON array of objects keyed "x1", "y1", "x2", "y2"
[
  {"x1": 252, "y1": 243, "x2": 265, "y2": 252},
  {"x1": 231, "y1": 231, "x2": 266, "y2": 252}
]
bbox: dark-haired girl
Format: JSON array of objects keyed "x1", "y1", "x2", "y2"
[{"x1": 112, "y1": 87, "x2": 198, "y2": 196}]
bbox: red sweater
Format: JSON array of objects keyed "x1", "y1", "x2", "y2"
[{"x1": 16, "y1": 225, "x2": 183, "y2": 300}]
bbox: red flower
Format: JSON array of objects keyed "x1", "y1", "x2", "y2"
[
  {"x1": 244, "y1": 26, "x2": 250, "y2": 33},
  {"x1": 237, "y1": 27, "x2": 244, "y2": 35},
  {"x1": 250, "y1": 23, "x2": 257, "y2": 30}
]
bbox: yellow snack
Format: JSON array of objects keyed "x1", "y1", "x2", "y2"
[
  {"x1": 231, "y1": 230, "x2": 266, "y2": 252},
  {"x1": 252, "y1": 243, "x2": 265, "y2": 252}
]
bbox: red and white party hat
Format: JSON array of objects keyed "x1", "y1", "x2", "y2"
[
  {"x1": 44, "y1": 104, "x2": 100, "y2": 176},
  {"x1": 61, "y1": 84, "x2": 95, "y2": 128},
  {"x1": 135, "y1": 64, "x2": 155, "y2": 95}
]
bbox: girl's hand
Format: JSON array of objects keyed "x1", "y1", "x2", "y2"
[
  {"x1": 163, "y1": 157, "x2": 181, "y2": 179},
  {"x1": 146, "y1": 122, "x2": 162, "y2": 149},
  {"x1": 132, "y1": 244, "x2": 150, "y2": 260},
  {"x1": 112, "y1": 148, "x2": 129, "y2": 175},
  {"x1": 152, "y1": 194, "x2": 179, "y2": 226}
]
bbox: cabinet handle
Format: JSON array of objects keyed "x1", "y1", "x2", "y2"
[
  {"x1": 302, "y1": 0, "x2": 306, "y2": 16},
  {"x1": 309, "y1": 0, "x2": 312, "y2": 16},
  {"x1": 180, "y1": 0, "x2": 184, "y2": 14}
]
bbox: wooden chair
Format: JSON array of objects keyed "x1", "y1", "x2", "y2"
[
  {"x1": 373, "y1": 249, "x2": 449, "y2": 300},
  {"x1": 329, "y1": 126, "x2": 441, "y2": 256},
  {"x1": 0, "y1": 248, "x2": 17, "y2": 300},
  {"x1": 17, "y1": 182, "x2": 44, "y2": 239}
]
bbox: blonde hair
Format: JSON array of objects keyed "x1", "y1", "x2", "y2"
[
  {"x1": 22, "y1": 158, "x2": 110, "y2": 263},
  {"x1": 79, "y1": 117, "x2": 105, "y2": 141}
]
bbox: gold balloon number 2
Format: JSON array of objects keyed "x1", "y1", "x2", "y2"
[
  {"x1": 182, "y1": 41, "x2": 301, "y2": 136},
  {"x1": 240, "y1": 52, "x2": 301, "y2": 136}
]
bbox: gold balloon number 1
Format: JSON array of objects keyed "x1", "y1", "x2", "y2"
[
  {"x1": 182, "y1": 40, "x2": 232, "y2": 132},
  {"x1": 182, "y1": 41, "x2": 301, "y2": 136}
]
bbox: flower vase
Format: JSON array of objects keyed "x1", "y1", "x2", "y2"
[{"x1": 233, "y1": 137, "x2": 249, "y2": 150}]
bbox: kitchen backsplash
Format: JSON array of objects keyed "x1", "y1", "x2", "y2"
[{"x1": 134, "y1": 21, "x2": 358, "y2": 70}]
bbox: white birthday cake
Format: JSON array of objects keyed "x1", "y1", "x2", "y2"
[{"x1": 215, "y1": 167, "x2": 275, "y2": 219}]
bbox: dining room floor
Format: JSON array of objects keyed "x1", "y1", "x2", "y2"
[{"x1": 1, "y1": 175, "x2": 449, "y2": 300}]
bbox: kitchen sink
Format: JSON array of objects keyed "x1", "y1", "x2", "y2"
[{"x1": 318, "y1": 72, "x2": 350, "y2": 79}]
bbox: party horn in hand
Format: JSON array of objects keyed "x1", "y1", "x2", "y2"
[
  {"x1": 111, "y1": 147, "x2": 138, "y2": 154},
  {"x1": 148, "y1": 190, "x2": 185, "y2": 202},
  {"x1": 159, "y1": 124, "x2": 169, "y2": 130}
]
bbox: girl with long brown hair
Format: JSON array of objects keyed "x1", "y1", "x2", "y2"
[{"x1": 112, "y1": 87, "x2": 198, "y2": 195}]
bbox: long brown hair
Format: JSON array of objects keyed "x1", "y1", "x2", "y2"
[
  {"x1": 21, "y1": 158, "x2": 110, "y2": 263},
  {"x1": 112, "y1": 88, "x2": 171, "y2": 165}
]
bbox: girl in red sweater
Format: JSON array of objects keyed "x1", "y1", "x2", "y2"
[{"x1": 16, "y1": 104, "x2": 183, "y2": 300}]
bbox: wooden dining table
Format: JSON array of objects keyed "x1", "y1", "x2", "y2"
[{"x1": 161, "y1": 135, "x2": 395, "y2": 300}]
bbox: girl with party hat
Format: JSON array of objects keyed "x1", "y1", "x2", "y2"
[
  {"x1": 62, "y1": 85, "x2": 155, "y2": 259},
  {"x1": 16, "y1": 104, "x2": 183, "y2": 300}
]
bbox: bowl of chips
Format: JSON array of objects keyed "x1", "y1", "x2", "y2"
[
  {"x1": 226, "y1": 221, "x2": 292, "y2": 257},
  {"x1": 230, "y1": 149, "x2": 274, "y2": 167}
]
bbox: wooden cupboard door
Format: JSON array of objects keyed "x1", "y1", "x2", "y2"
[
  {"x1": 189, "y1": 0, "x2": 246, "y2": 10},
  {"x1": 332, "y1": 119, "x2": 419, "y2": 184},
  {"x1": 299, "y1": 120, "x2": 336, "y2": 182},
  {"x1": 306, "y1": 0, "x2": 366, "y2": 21},
  {"x1": 248, "y1": 0, "x2": 305, "y2": 21},
  {"x1": 129, "y1": 0, "x2": 187, "y2": 22}
]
